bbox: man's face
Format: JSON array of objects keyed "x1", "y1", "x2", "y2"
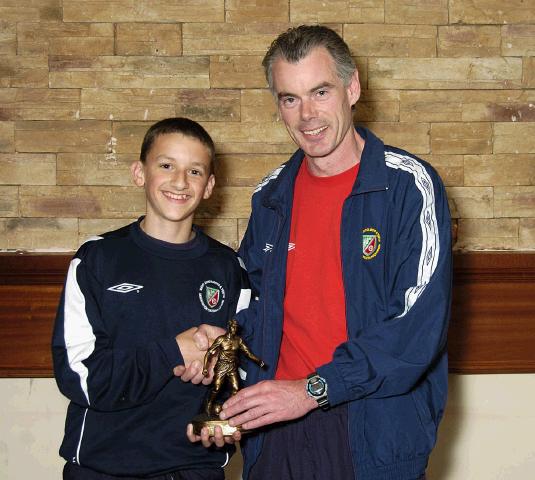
[{"x1": 271, "y1": 47, "x2": 360, "y2": 163}]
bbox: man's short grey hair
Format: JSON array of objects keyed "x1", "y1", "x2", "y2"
[{"x1": 262, "y1": 25, "x2": 356, "y2": 94}]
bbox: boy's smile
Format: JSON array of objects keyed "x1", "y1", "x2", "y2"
[{"x1": 131, "y1": 132, "x2": 215, "y2": 243}]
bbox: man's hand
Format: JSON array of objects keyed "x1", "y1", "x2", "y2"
[
  {"x1": 174, "y1": 324, "x2": 225, "y2": 384},
  {"x1": 219, "y1": 379, "x2": 317, "y2": 431},
  {"x1": 186, "y1": 423, "x2": 241, "y2": 448}
]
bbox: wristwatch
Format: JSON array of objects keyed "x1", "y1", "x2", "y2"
[{"x1": 306, "y1": 372, "x2": 330, "y2": 411}]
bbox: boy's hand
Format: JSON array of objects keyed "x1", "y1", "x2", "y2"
[
  {"x1": 174, "y1": 324, "x2": 225, "y2": 384},
  {"x1": 186, "y1": 423, "x2": 241, "y2": 448}
]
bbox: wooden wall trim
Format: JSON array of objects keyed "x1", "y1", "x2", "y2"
[{"x1": 1, "y1": 252, "x2": 534, "y2": 377}]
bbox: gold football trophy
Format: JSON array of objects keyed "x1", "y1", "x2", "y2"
[{"x1": 192, "y1": 319, "x2": 265, "y2": 436}]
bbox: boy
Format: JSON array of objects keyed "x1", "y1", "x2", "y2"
[{"x1": 52, "y1": 117, "x2": 250, "y2": 479}]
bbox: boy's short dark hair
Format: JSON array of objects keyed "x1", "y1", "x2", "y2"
[{"x1": 140, "y1": 117, "x2": 216, "y2": 173}]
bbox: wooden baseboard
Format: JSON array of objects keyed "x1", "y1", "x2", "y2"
[{"x1": 1, "y1": 252, "x2": 534, "y2": 377}]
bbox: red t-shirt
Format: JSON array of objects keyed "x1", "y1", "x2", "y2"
[{"x1": 275, "y1": 159, "x2": 360, "y2": 380}]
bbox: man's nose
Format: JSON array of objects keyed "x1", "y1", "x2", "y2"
[{"x1": 300, "y1": 98, "x2": 317, "y2": 121}]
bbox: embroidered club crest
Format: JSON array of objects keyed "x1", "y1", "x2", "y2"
[
  {"x1": 362, "y1": 227, "x2": 381, "y2": 260},
  {"x1": 199, "y1": 280, "x2": 225, "y2": 312}
]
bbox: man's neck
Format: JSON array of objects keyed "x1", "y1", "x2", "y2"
[{"x1": 306, "y1": 129, "x2": 365, "y2": 177}]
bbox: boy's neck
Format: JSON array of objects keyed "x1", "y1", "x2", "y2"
[{"x1": 140, "y1": 216, "x2": 195, "y2": 244}]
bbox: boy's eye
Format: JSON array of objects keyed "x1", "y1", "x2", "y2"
[
  {"x1": 160, "y1": 163, "x2": 171, "y2": 169},
  {"x1": 190, "y1": 169, "x2": 201, "y2": 175}
]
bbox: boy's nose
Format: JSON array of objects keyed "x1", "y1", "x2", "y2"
[{"x1": 171, "y1": 170, "x2": 188, "y2": 189}]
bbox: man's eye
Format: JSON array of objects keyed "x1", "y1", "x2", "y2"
[
  {"x1": 282, "y1": 97, "x2": 295, "y2": 106},
  {"x1": 160, "y1": 163, "x2": 171, "y2": 169},
  {"x1": 190, "y1": 169, "x2": 201, "y2": 175},
  {"x1": 317, "y1": 89, "x2": 327, "y2": 96}
]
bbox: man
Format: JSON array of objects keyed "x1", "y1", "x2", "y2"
[{"x1": 193, "y1": 25, "x2": 452, "y2": 480}]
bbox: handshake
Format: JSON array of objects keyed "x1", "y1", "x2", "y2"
[{"x1": 173, "y1": 324, "x2": 227, "y2": 385}]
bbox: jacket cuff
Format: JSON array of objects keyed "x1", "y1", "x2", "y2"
[
  {"x1": 159, "y1": 337, "x2": 184, "y2": 368},
  {"x1": 317, "y1": 362, "x2": 350, "y2": 407}
]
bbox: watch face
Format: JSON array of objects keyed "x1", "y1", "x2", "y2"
[{"x1": 308, "y1": 377, "x2": 326, "y2": 396}]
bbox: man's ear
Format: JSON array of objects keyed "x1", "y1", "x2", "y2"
[
  {"x1": 347, "y1": 68, "x2": 361, "y2": 107},
  {"x1": 131, "y1": 161, "x2": 145, "y2": 187},
  {"x1": 203, "y1": 174, "x2": 216, "y2": 200}
]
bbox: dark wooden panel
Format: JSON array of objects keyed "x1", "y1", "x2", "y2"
[
  {"x1": 448, "y1": 252, "x2": 535, "y2": 373},
  {"x1": 1, "y1": 252, "x2": 534, "y2": 376}
]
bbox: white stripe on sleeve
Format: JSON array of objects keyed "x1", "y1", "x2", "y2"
[{"x1": 385, "y1": 152, "x2": 440, "y2": 318}]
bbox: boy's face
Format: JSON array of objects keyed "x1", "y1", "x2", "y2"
[{"x1": 131, "y1": 133, "x2": 215, "y2": 235}]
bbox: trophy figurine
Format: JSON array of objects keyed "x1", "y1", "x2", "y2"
[{"x1": 192, "y1": 319, "x2": 265, "y2": 436}]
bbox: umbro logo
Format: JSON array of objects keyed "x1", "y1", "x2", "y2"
[{"x1": 107, "y1": 283, "x2": 144, "y2": 293}]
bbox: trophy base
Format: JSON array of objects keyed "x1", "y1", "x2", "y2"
[{"x1": 192, "y1": 413, "x2": 246, "y2": 437}]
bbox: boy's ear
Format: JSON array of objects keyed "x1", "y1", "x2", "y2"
[
  {"x1": 131, "y1": 161, "x2": 145, "y2": 187},
  {"x1": 203, "y1": 174, "x2": 215, "y2": 200}
]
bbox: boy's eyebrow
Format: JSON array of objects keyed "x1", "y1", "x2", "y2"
[{"x1": 277, "y1": 82, "x2": 335, "y2": 100}]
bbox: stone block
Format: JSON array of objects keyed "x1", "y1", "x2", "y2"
[
  {"x1": 0, "y1": 186, "x2": 18, "y2": 216},
  {"x1": 369, "y1": 58, "x2": 522, "y2": 90},
  {"x1": 502, "y1": 25, "x2": 535, "y2": 57},
  {"x1": 0, "y1": 153, "x2": 56, "y2": 185},
  {"x1": 524, "y1": 58, "x2": 535, "y2": 88},
  {"x1": 81, "y1": 88, "x2": 176, "y2": 121},
  {"x1": 0, "y1": 122, "x2": 15, "y2": 152},
  {"x1": 0, "y1": 218, "x2": 79, "y2": 251},
  {"x1": 519, "y1": 219, "x2": 535, "y2": 250},
  {"x1": 210, "y1": 55, "x2": 267, "y2": 88},
  {"x1": 176, "y1": 89, "x2": 241, "y2": 122},
  {"x1": 17, "y1": 22, "x2": 114, "y2": 56},
  {"x1": 0, "y1": 0, "x2": 61, "y2": 22},
  {"x1": 438, "y1": 26, "x2": 501, "y2": 57},
  {"x1": 494, "y1": 123, "x2": 535, "y2": 153},
  {"x1": 195, "y1": 218, "x2": 239, "y2": 249},
  {"x1": 183, "y1": 23, "x2": 289, "y2": 55},
  {"x1": 291, "y1": 1, "x2": 383, "y2": 23},
  {"x1": 446, "y1": 186, "x2": 493, "y2": 219},
  {"x1": 385, "y1": 0, "x2": 448, "y2": 24},
  {"x1": 0, "y1": 56, "x2": 48, "y2": 88},
  {"x1": 20, "y1": 185, "x2": 145, "y2": 218},
  {"x1": 202, "y1": 121, "x2": 294, "y2": 154},
  {"x1": 0, "y1": 88, "x2": 80, "y2": 121},
  {"x1": 0, "y1": 21, "x2": 16, "y2": 56},
  {"x1": 495, "y1": 187, "x2": 535, "y2": 218},
  {"x1": 112, "y1": 122, "x2": 151, "y2": 154},
  {"x1": 431, "y1": 123, "x2": 492, "y2": 154},
  {"x1": 400, "y1": 90, "x2": 535, "y2": 123},
  {"x1": 15, "y1": 120, "x2": 111, "y2": 153},
  {"x1": 63, "y1": 0, "x2": 224, "y2": 22},
  {"x1": 57, "y1": 153, "x2": 134, "y2": 186},
  {"x1": 456, "y1": 218, "x2": 519, "y2": 251},
  {"x1": 450, "y1": 0, "x2": 535, "y2": 24},
  {"x1": 241, "y1": 89, "x2": 278, "y2": 123},
  {"x1": 226, "y1": 0, "x2": 289, "y2": 23},
  {"x1": 355, "y1": 90, "x2": 400, "y2": 122},
  {"x1": 216, "y1": 153, "x2": 287, "y2": 186},
  {"x1": 345, "y1": 24, "x2": 436, "y2": 57},
  {"x1": 364, "y1": 122, "x2": 429, "y2": 154},
  {"x1": 196, "y1": 186, "x2": 253, "y2": 219},
  {"x1": 464, "y1": 155, "x2": 535, "y2": 186},
  {"x1": 419, "y1": 155, "x2": 464, "y2": 187},
  {"x1": 116, "y1": 23, "x2": 182, "y2": 56},
  {"x1": 238, "y1": 217, "x2": 249, "y2": 245},
  {"x1": 49, "y1": 56, "x2": 209, "y2": 89},
  {"x1": 79, "y1": 218, "x2": 133, "y2": 244}
]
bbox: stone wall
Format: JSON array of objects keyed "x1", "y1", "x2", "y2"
[{"x1": 1, "y1": 0, "x2": 534, "y2": 251}]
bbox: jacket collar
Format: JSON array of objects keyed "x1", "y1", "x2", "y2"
[{"x1": 262, "y1": 126, "x2": 389, "y2": 210}]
